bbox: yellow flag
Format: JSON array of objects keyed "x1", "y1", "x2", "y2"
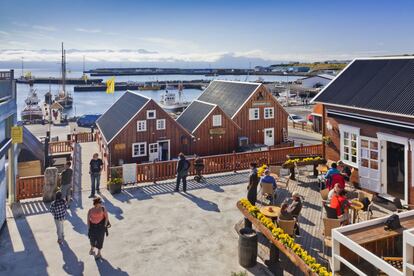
[{"x1": 106, "y1": 77, "x2": 115, "y2": 94}]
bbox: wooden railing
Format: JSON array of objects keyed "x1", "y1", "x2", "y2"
[
  {"x1": 288, "y1": 121, "x2": 314, "y2": 132},
  {"x1": 16, "y1": 175, "x2": 45, "y2": 201},
  {"x1": 73, "y1": 132, "x2": 96, "y2": 143},
  {"x1": 49, "y1": 141, "x2": 73, "y2": 154},
  {"x1": 109, "y1": 144, "x2": 323, "y2": 183}
]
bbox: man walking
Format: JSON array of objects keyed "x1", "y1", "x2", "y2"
[
  {"x1": 89, "y1": 153, "x2": 103, "y2": 198},
  {"x1": 175, "y1": 153, "x2": 190, "y2": 192},
  {"x1": 50, "y1": 191, "x2": 67, "y2": 244},
  {"x1": 60, "y1": 161, "x2": 73, "y2": 207}
]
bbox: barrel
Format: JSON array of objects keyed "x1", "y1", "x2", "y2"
[{"x1": 238, "y1": 227, "x2": 258, "y2": 268}]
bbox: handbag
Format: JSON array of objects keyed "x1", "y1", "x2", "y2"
[{"x1": 384, "y1": 214, "x2": 401, "y2": 231}]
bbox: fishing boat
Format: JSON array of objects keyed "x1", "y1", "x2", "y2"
[
  {"x1": 159, "y1": 83, "x2": 190, "y2": 112},
  {"x1": 21, "y1": 82, "x2": 43, "y2": 122},
  {"x1": 54, "y1": 43, "x2": 73, "y2": 108}
]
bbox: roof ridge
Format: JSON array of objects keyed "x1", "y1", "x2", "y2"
[
  {"x1": 194, "y1": 99, "x2": 217, "y2": 106},
  {"x1": 211, "y1": 79, "x2": 261, "y2": 85}
]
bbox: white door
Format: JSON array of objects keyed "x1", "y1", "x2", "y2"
[
  {"x1": 359, "y1": 137, "x2": 381, "y2": 193},
  {"x1": 148, "y1": 143, "x2": 159, "y2": 162},
  {"x1": 264, "y1": 128, "x2": 274, "y2": 146}
]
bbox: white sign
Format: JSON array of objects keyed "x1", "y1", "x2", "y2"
[{"x1": 122, "y1": 163, "x2": 137, "y2": 184}]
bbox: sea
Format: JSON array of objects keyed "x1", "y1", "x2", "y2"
[{"x1": 8, "y1": 68, "x2": 303, "y2": 120}]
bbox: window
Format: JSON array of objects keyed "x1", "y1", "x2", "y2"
[
  {"x1": 137, "y1": 120, "x2": 146, "y2": 132},
  {"x1": 132, "y1": 142, "x2": 147, "y2": 157},
  {"x1": 249, "y1": 108, "x2": 260, "y2": 120},
  {"x1": 147, "y1": 110, "x2": 156, "y2": 119},
  {"x1": 212, "y1": 115, "x2": 222, "y2": 127},
  {"x1": 339, "y1": 124, "x2": 360, "y2": 167},
  {"x1": 156, "y1": 119, "x2": 166, "y2": 130},
  {"x1": 264, "y1": 107, "x2": 274, "y2": 119}
]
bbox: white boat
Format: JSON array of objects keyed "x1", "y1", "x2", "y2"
[
  {"x1": 159, "y1": 83, "x2": 190, "y2": 112},
  {"x1": 55, "y1": 43, "x2": 73, "y2": 109},
  {"x1": 21, "y1": 83, "x2": 43, "y2": 121}
]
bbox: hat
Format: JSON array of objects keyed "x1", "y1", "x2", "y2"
[{"x1": 292, "y1": 191, "x2": 301, "y2": 197}]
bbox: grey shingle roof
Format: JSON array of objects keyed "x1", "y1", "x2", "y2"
[
  {"x1": 312, "y1": 58, "x2": 414, "y2": 117},
  {"x1": 176, "y1": 100, "x2": 215, "y2": 133},
  {"x1": 198, "y1": 80, "x2": 260, "y2": 118},
  {"x1": 96, "y1": 91, "x2": 150, "y2": 143}
]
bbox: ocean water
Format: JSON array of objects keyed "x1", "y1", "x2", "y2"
[{"x1": 14, "y1": 68, "x2": 303, "y2": 120}]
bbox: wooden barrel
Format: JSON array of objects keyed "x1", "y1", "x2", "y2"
[{"x1": 238, "y1": 227, "x2": 258, "y2": 268}]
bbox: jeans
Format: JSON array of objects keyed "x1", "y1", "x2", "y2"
[
  {"x1": 91, "y1": 172, "x2": 101, "y2": 195},
  {"x1": 61, "y1": 184, "x2": 71, "y2": 203},
  {"x1": 55, "y1": 219, "x2": 64, "y2": 241},
  {"x1": 176, "y1": 175, "x2": 187, "y2": 191}
]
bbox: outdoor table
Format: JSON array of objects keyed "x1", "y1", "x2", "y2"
[
  {"x1": 350, "y1": 199, "x2": 364, "y2": 223},
  {"x1": 260, "y1": 206, "x2": 281, "y2": 219}
]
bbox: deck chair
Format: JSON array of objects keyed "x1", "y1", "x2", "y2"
[
  {"x1": 278, "y1": 219, "x2": 296, "y2": 237},
  {"x1": 259, "y1": 182, "x2": 275, "y2": 205},
  {"x1": 322, "y1": 217, "x2": 341, "y2": 261},
  {"x1": 378, "y1": 257, "x2": 403, "y2": 275},
  {"x1": 320, "y1": 188, "x2": 330, "y2": 220},
  {"x1": 357, "y1": 191, "x2": 374, "y2": 221},
  {"x1": 269, "y1": 165, "x2": 290, "y2": 190}
]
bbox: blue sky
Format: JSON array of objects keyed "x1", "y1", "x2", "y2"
[{"x1": 0, "y1": 0, "x2": 413, "y2": 66}]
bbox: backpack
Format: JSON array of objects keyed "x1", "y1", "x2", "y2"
[
  {"x1": 361, "y1": 197, "x2": 371, "y2": 212},
  {"x1": 384, "y1": 214, "x2": 401, "y2": 231}
]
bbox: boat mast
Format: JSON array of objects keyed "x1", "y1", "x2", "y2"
[
  {"x1": 61, "y1": 42, "x2": 66, "y2": 95},
  {"x1": 21, "y1": 57, "x2": 24, "y2": 78}
]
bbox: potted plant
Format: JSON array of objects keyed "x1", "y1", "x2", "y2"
[{"x1": 107, "y1": 177, "x2": 122, "y2": 194}]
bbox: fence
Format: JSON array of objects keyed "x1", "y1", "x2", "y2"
[
  {"x1": 16, "y1": 175, "x2": 45, "y2": 201},
  {"x1": 288, "y1": 121, "x2": 314, "y2": 132},
  {"x1": 108, "y1": 144, "x2": 323, "y2": 183},
  {"x1": 49, "y1": 141, "x2": 73, "y2": 154},
  {"x1": 73, "y1": 132, "x2": 95, "y2": 143}
]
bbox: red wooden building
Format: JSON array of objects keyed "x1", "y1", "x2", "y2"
[
  {"x1": 312, "y1": 57, "x2": 414, "y2": 204},
  {"x1": 96, "y1": 91, "x2": 192, "y2": 166},
  {"x1": 181, "y1": 80, "x2": 289, "y2": 150}
]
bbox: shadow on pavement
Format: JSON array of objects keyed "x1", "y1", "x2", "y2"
[
  {"x1": 95, "y1": 258, "x2": 129, "y2": 276},
  {"x1": 180, "y1": 192, "x2": 220, "y2": 212},
  {"x1": 60, "y1": 241, "x2": 84, "y2": 275}
]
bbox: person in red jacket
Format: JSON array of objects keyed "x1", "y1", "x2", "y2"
[{"x1": 330, "y1": 189, "x2": 350, "y2": 225}]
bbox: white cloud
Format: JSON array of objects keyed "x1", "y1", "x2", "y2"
[
  {"x1": 32, "y1": 25, "x2": 57, "y2": 32},
  {"x1": 0, "y1": 31, "x2": 9, "y2": 36},
  {"x1": 75, "y1": 28, "x2": 102, "y2": 33}
]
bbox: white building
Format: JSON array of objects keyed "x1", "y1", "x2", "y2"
[{"x1": 301, "y1": 74, "x2": 335, "y2": 89}]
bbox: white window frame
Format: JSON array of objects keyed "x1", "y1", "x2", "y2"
[
  {"x1": 264, "y1": 107, "x2": 274, "y2": 119},
  {"x1": 249, "y1": 108, "x2": 260, "y2": 120},
  {"x1": 137, "y1": 120, "x2": 147, "y2": 132},
  {"x1": 212, "y1": 114, "x2": 222, "y2": 127},
  {"x1": 147, "y1": 110, "x2": 156, "y2": 119},
  {"x1": 338, "y1": 124, "x2": 360, "y2": 168},
  {"x1": 156, "y1": 119, "x2": 166, "y2": 130},
  {"x1": 132, "y1": 142, "x2": 147, "y2": 157}
]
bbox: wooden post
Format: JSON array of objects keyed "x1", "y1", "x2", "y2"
[
  {"x1": 322, "y1": 104, "x2": 326, "y2": 159},
  {"x1": 232, "y1": 151, "x2": 237, "y2": 172},
  {"x1": 267, "y1": 149, "x2": 271, "y2": 165}
]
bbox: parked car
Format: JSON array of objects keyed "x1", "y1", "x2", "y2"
[
  {"x1": 288, "y1": 114, "x2": 307, "y2": 124},
  {"x1": 76, "y1": 114, "x2": 101, "y2": 128}
]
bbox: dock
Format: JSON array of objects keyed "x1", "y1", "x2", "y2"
[{"x1": 16, "y1": 77, "x2": 103, "y2": 85}]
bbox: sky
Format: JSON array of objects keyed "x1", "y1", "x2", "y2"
[{"x1": 0, "y1": 0, "x2": 413, "y2": 68}]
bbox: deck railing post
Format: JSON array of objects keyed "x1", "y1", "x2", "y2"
[
  {"x1": 152, "y1": 160, "x2": 157, "y2": 184},
  {"x1": 232, "y1": 151, "x2": 237, "y2": 172},
  {"x1": 267, "y1": 149, "x2": 271, "y2": 165}
]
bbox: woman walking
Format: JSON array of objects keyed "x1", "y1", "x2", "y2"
[{"x1": 87, "y1": 197, "x2": 108, "y2": 259}]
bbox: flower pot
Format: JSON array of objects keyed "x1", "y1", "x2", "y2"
[{"x1": 108, "y1": 183, "x2": 122, "y2": 194}]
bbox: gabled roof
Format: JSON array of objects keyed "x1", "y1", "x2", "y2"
[
  {"x1": 312, "y1": 57, "x2": 414, "y2": 117},
  {"x1": 197, "y1": 80, "x2": 261, "y2": 118},
  {"x1": 50, "y1": 102, "x2": 63, "y2": 110},
  {"x1": 96, "y1": 91, "x2": 150, "y2": 143},
  {"x1": 176, "y1": 100, "x2": 216, "y2": 133}
]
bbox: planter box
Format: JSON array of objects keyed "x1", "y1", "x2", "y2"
[
  {"x1": 237, "y1": 201, "x2": 321, "y2": 276},
  {"x1": 108, "y1": 183, "x2": 122, "y2": 194}
]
